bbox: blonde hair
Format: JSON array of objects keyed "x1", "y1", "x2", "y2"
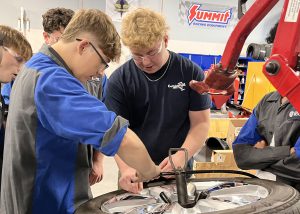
[
  {"x1": 121, "y1": 8, "x2": 169, "y2": 49},
  {"x1": 0, "y1": 25, "x2": 33, "y2": 61},
  {"x1": 61, "y1": 9, "x2": 121, "y2": 62}
]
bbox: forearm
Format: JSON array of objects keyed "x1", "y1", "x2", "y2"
[
  {"x1": 117, "y1": 128, "x2": 158, "y2": 180},
  {"x1": 269, "y1": 155, "x2": 300, "y2": 180},
  {"x1": 233, "y1": 144, "x2": 291, "y2": 170},
  {"x1": 114, "y1": 154, "x2": 130, "y2": 172},
  {"x1": 93, "y1": 150, "x2": 104, "y2": 162},
  {"x1": 181, "y1": 121, "x2": 210, "y2": 159},
  {"x1": 268, "y1": 144, "x2": 300, "y2": 180}
]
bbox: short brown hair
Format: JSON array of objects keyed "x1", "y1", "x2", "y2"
[
  {"x1": 61, "y1": 9, "x2": 121, "y2": 62},
  {"x1": 121, "y1": 8, "x2": 169, "y2": 49},
  {"x1": 42, "y1": 8, "x2": 74, "y2": 33},
  {"x1": 0, "y1": 25, "x2": 32, "y2": 61}
]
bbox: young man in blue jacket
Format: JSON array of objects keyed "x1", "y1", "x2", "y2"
[
  {"x1": 2, "y1": 7, "x2": 108, "y2": 186},
  {"x1": 0, "y1": 25, "x2": 32, "y2": 189},
  {"x1": 0, "y1": 9, "x2": 160, "y2": 214}
]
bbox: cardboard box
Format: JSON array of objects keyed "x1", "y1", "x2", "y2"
[
  {"x1": 208, "y1": 118, "x2": 231, "y2": 139},
  {"x1": 226, "y1": 118, "x2": 248, "y2": 148},
  {"x1": 211, "y1": 150, "x2": 236, "y2": 165},
  {"x1": 208, "y1": 118, "x2": 248, "y2": 141},
  {"x1": 193, "y1": 150, "x2": 256, "y2": 179}
]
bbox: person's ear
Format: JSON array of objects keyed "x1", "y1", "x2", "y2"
[
  {"x1": 164, "y1": 35, "x2": 169, "y2": 48},
  {"x1": 43, "y1": 32, "x2": 50, "y2": 45},
  {"x1": 77, "y1": 40, "x2": 89, "y2": 55}
]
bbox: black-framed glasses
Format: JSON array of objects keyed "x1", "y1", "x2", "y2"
[{"x1": 76, "y1": 38, "x2": 109, "y2": 70}]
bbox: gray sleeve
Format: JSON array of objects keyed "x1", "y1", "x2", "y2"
[
  {"x1": 84, "y1": 79, "x2": 103, "y2": 100},
  {"x1": 268, "y1": 156, "x2": 300, "y2": 180},
  {"x1": 233, "y1": 144, "x2": 291, "y2": 170}
]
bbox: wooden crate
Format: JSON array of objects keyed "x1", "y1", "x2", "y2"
[{"x1": 193, "y1": 150, "x2": 256, "y2": 178}]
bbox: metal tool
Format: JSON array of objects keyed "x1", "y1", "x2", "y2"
[{"x1": 160, "y1": 148, "x2": 258, "y2": 209}]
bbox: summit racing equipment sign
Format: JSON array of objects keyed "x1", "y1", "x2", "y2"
[
  {"x1": 179, "y1": 1, "x2": 237, "y2": 29},
  {"x1": 188, "y1": 4, "x2": 232, "y2": 26}
]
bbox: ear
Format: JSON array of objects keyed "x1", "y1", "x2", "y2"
[
  {"x1": 164, "y1": 35, "x2": 169, "y2": 48},
  {"x1": 43, "y1": 32, "x2": 50, "y2": 45},
  {"x1": 77, "y1": 39, "x2": 89, "y2": 55}
]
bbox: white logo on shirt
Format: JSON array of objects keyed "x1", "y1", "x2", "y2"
[
  {"x1": 168, "y1": 82, "x2": 186, "y2": 91},
  {"x1": 289, "y1": 111, "x2": 300, "y2": 118}
]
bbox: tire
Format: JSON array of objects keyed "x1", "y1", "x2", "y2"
[
  {"x1": 75, "y1": 178, "x2": 300, "y2": 214},
  {"x1": 246, "y1": 43, "x2": 273, "y2": 60},
  {"x1": 75, "y1": 189, "x2": 127, "y2": 214},
  {"x1": 197, "y1": 178, "x2": 300, "y2": 214},
  {"x1": 247, "y1": 43, "x2": 262, "y2": 60}
]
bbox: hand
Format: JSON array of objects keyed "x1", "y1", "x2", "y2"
[
  {"x1": 135, "y1": 165, "x2": 161, "y2": 182},
  {"x1": 159, "y1": 152, "x2": 186, "y2": 178},
  {"x1": 290, "y1": 147, "x2": 295, "y2": 155},
  {"x1": 89, "y1": 162, "x2": 103, "y2": 185},
  {"x1": 254, "y1": 140, "x2": 267, "y2": 149},
  {"x1": 119, "y1": 167, "x2": 143, "y2": 194},
  {"x1": 293, "y1": 138, "x2": 300, "y2": 158},
  {"x1": 89, "y1": 151, "x2": 104, "y2": 186}
]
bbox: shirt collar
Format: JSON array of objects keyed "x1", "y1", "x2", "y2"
[
  {"x1": 266, "y1": 91, "x2": 281, "y2": 102},
  {"x1": 39, "y1": 44, "x2": 74, "y2": 76}
]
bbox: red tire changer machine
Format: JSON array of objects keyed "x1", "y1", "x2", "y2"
[{"x1": 189, "y1": 0, "x2": 300, "y2": 113}]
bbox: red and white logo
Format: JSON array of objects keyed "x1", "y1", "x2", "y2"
[
  {"x1": 289, "y1": 110, "x2": 300, "y2": 118},
  {"x1": 188, "y1": 4, "x2": 232, "y2": 25}
]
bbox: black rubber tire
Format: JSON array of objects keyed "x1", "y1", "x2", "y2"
[
  {"x1": 75, "y1": 189, "x2": 127, "y2": 214},
  {"x1": 247, "y1": 43, "x2": 262, "y2": 60},
  {"x1": 246, "y1": 43, "x2": 273, "y2": 61},
  {"x1": 75, "y1": 178, "x2": 300, "y2": 214}
]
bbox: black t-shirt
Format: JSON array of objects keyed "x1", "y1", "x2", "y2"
[{"x1": 105, "y1": 51, "x2": 211, "y2": 164}]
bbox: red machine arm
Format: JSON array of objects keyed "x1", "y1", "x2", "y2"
[
  {"x1": 190, "y1": 0, "x2": 300, "y2": 112},
  {"x1": 263, "y1": 0, "x2": 300, "y2": 113}
]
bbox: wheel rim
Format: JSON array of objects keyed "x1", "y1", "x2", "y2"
[{"x1": 100, "y1": 180, "x2": 269, "y2": 213}]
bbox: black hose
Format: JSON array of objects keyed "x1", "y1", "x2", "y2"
[{"x1": 161, "y1": 169, "x2": 258, "y2": 179}]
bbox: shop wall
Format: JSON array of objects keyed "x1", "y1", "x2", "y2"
[{"x1": 0, "y1": 0, "x2": 284, "y2": 75}]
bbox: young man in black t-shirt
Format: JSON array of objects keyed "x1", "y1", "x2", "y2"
[{"x1": 105, "y1": 8, "x2": 211, "y2": 193}]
